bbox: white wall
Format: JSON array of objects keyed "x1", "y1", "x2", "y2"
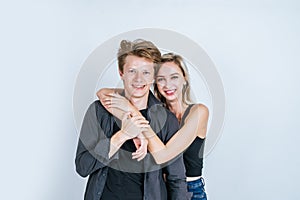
[{"x1": 0, "y1": 0, "x2": 299, "y2": 199}]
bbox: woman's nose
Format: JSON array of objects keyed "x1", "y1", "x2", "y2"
[{"x1": 163, "y1": 79, "x2": 171, "y2": 88}]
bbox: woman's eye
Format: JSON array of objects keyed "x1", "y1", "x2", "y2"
[
  {"x1": 157, "y1": 78, "x2": 164, "y2": 82},
  {"x1": 171, "y1": 76, "x2": 179, "y2": 80},
  {"x1": 143, "y1": 71, "x2": 150, "y2": 75}
]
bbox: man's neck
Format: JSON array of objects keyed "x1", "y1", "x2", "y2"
[
  {"x1": 130, "y1": 98, "x2": 148, "y2": 110},
  {"x1": 125, "y1": 93, "x2": 149, "y2": 110}
]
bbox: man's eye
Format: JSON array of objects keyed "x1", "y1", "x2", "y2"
[
  {"x1": 157, "y1": 78, "x2": 164, "y2": 82},
  {"x1": 128, "y1": 69, "x2": 136, "y2": 74},
  {"x1": 143, "y1": 71, "x2": 150, "y2": 75}
]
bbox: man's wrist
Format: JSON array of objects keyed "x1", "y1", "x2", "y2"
[
  {"x1": 112, "y1": 130, "x2": 131, "y2": 145},
  {"x1": 109, "y1": 130, "x2": 131, "y2": 158}
]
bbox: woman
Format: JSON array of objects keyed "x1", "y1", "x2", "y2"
[{"x1": 98, "y1": 53, "x2": 209, "y2": 200}]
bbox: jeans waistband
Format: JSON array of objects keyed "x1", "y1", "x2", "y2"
[{"x1": 187, "y1": 177, "x2": 205, "y2": 187}]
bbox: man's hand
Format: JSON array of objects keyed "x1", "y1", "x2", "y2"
[
  {"x1": 121, "y1": 112, "x2": 149, "y2": 139},
  {"x1": 132, "y1": 134, "x2": 148, "y2": 161}
]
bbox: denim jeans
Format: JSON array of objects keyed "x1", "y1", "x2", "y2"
[{"x1": 187, "y1": 177, "x2": 207, "y2": 200}]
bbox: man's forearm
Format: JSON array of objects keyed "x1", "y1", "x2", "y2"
[{"x1": 109, "y1": 130, "x2": 131, "y2": 158}]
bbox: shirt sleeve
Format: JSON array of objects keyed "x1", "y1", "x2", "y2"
[
  {"x1": 162, "y1": 111, "x2": 189, "y2": 199},
  {"x1": 75, "y1": 101, "x2": 118, "y2": 177},
  {"x1": 163, "y1": 156, "x2": 189, "y2": 200}
]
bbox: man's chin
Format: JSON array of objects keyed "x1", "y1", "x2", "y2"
[
  {"x1": 128, "y1": 89, "x2": 150, "y2": 98},
  {"x1": 124, "y1": 86, "x2": 151, "y2": 99},
  {"x1": 131, "y1": 91, "x2": 149, "y2": 98}
]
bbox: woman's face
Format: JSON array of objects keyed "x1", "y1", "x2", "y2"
[{"x1": 156, "y1": 61, "x2": 186, "y2": 103}]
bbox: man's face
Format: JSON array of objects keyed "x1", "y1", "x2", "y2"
[{"x1": 120, "y1": 55, "x2": 154, "y2": 100}]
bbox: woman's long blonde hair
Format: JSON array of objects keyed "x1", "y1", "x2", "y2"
[{"x1": 154, "y1": 53, "x2": 193, "y2": 107}]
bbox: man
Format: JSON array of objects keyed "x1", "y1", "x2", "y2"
[{"x1": 75, "y1": 39, "x2": 188, "y2": 200}]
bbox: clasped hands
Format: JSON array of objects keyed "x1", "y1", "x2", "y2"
[
  {"x1": 101, "y1": 92, "x2": 150, "y2": 161},
  {"x1": 121, "y1": 112, "x2": 150, "y2": 161}
]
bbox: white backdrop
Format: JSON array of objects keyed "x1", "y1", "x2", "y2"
[{"x1": 0, "y1": 0, "x2": 299, "y2": 199}]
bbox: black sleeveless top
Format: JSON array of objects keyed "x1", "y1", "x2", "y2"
[{"x1": 180, "y1": 104, "x2": 205, "y2": 177}]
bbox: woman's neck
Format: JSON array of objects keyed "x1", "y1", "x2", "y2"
[{"x1": 166, "y1": 100, "x2": 188, "y2": 123}]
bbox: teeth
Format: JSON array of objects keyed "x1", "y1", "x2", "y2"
[
  {"x1": 165, "y1": 90, "x2": 175, "y2": 94},
  {"x1": 133, "y1": 85, "x2": 145, "y2": 89}
]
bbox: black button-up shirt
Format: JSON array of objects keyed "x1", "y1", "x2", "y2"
[{"x1": 75, "y1": 92, "x2": 189, "y2": 200}]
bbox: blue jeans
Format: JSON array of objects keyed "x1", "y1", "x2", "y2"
[{"x1": 187, "y1": 177, "x2": 207, "y2": 200}]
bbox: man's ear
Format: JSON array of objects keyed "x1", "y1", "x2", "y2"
[{"x1": 119, "y1": 70, "x2": 124, "y2": 80}]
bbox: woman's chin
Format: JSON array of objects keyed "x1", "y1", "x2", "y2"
[{"x1": 164, "y1": 95, "x2": 179, "y2": 103}]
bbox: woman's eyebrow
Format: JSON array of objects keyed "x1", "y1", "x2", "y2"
[
  {"x1": 170, "y1": 73, "x2": 180, "y2": 76},
  {"x1": 156, "y1": 73, "x2": 180, "y2": 77}
]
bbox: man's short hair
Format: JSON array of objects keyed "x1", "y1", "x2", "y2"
[{"x1": 117, "y1": 39, "x2": 161, "y2": 72}]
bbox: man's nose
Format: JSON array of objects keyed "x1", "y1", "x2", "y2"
[{"x1": 134, "y1": 71, "x2": 143, "y2": 81}]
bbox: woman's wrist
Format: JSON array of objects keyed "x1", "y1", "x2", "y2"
[
  {"x1": 142, "y1": 128, "x2": 157, "y2": 139},
  {"x1": 129, "y1": 105, "x2": 142, "y2": 117}
]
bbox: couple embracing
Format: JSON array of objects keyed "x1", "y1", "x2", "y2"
[{"x1": 75, "y1": 39, "x2": 209, "y2": 200}]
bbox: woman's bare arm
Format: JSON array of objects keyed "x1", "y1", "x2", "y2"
[
  {"x1": 97, "y1": 88, "x2": 142, "y2": 119},
  {"x1": 98, "y1": 89, "x2": 209, "y2": 164},
  {"x1": 142, "y1": 104, "x2": 209, "y2": 164}
]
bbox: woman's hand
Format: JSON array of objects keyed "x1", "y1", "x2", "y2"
[
  {"x1": 121, "y1": 112, "x2": 150, "y2": 139},
  {"x1": 132, "y1": 134, "x2": 148, "y2": 161},
  {"x1": 103, "y1": 93, "x2": 137, "y2": 113}
]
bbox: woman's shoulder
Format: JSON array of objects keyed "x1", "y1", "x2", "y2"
[
  {"x1": 189, "y1": 103, "x2": 209, "y2": 116},
  {"x1": 188, "y1": 104, "x2": 209, "y2": 139}
]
